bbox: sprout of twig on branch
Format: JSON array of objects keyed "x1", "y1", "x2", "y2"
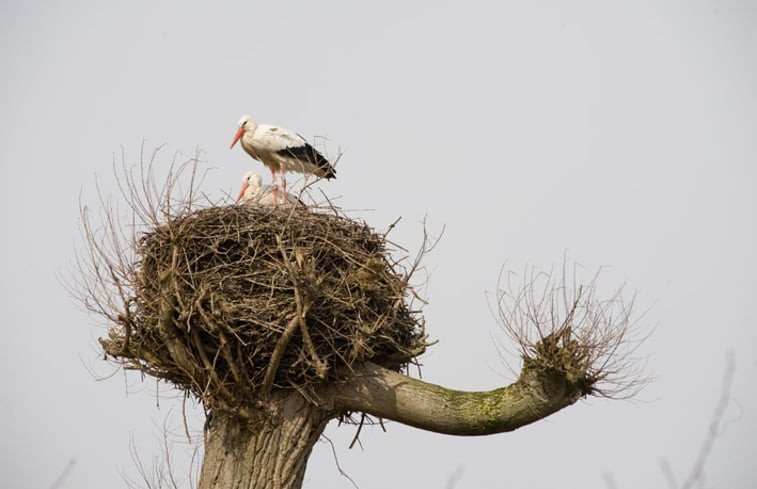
[{"x1": 491, "y1": 262, "x2": 650, "y2": 399}]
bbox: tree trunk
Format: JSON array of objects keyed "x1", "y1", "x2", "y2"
[{"x1": 198, "y1": 393, "x2": 331, "y2": 489}]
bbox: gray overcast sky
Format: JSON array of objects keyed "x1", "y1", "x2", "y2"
[{"x1": 1, "y1": 1, "x2": 755, "y2": 488}]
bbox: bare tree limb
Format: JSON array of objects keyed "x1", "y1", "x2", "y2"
[
  {"x1": 329, "y1": 361, "x2": 586, "y2": 436},
  {"x1": 681, "y1": 351, "x2": 735, "y2": 489}
]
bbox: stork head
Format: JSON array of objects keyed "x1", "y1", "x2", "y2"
[
  {"x1": 230, "y1": 115, "x2": 256, "y2": 149},
  {"x1": 236, "y1": 170, "x2": 263, "y2": 203}
]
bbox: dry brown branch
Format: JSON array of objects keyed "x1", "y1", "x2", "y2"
[
  {"x1": 276, "y1": 235, "x2": 325, "y2": 377},
  {"x1": 490, "y1": 261, "x2": 649, "y2": 398},
  {"x1": 261, "y1": 315, "x2": 304, "y2": 398}
]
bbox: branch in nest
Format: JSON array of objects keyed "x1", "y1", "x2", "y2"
[{"x1": 261, "y1": 314, "x2": 303, "y2": 398}]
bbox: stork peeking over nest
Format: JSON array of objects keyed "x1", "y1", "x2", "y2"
[
  {"x1": 236, "y1": 171, "x2": 303, "y2": 207},
  {"x1": 230, "y1": 115, "x2": 336, "y2": 205}
]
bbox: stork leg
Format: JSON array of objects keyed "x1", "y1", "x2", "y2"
[
  {"x1": 279, "y1": 163, "x2": 287, "y2": 203},
  {"x1": 270, "y1": 168, "x2": 279, "y2": 206}
]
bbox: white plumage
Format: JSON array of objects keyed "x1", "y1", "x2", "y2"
[
  {"x1": 230, "y1": 115, "x2": 335, "y2": 205},
  {"x1": 235, "y1": 171, "x2": 303, "y2": 207}
]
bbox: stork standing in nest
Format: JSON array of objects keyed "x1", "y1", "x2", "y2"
[{"x1": 230, "y1": 115, "x2": 336, "y2": 205}]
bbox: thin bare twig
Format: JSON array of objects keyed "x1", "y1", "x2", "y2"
[
  {"x1": 48, "y1": 459, "x2": 76, "y2": 489},
  {"x1": 321, "y1": 434, "x2": 360, "y2": 489},
  {"x1": 681, "y1": 351, "x2": 735, "y2": 489},
  {"x1": 489, "y1": 261, "x2": 650, "y2": 398}
]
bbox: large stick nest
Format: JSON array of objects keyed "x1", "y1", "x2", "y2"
[{"x1": 100, "y1": 204, "x2": 428, "y2": 411}]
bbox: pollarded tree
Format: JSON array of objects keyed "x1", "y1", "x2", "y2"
[{"x1": 73, "y1": 149, "x2": 644, "y2": 489}]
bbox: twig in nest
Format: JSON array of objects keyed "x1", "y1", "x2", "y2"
[
  {"x1": 261, "y1": 314, "x2": 303, "y2": 398},
  {"x1": 276, "y1": 235, "x2": 327, "y2": 379}
]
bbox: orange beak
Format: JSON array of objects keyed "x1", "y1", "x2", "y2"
[
  {"x1": 235, "y1": 182, "x2": 249, "y2": 203},
  {"x1": 230, "y1": 126, "x2": 244, "y2": 149}
]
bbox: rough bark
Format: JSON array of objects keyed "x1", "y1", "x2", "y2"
[
  {"x1": 197, "y1": 361, "x2": 585, "y2": 489},
  {"x1": 198, "y1": 393, "x2": 331, "y2": 489}
]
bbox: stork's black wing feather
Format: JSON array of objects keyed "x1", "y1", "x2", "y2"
[{"x1": 278, "y1": 141, "x2": 336, "y2": 179}]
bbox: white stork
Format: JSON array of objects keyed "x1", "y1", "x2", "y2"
[
  {"x1": 235, "y1": 171, "x2": 303, "y2": 207},
  {"x1": 229, "y1": 115, "x2": 336, "y2": 205}
]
